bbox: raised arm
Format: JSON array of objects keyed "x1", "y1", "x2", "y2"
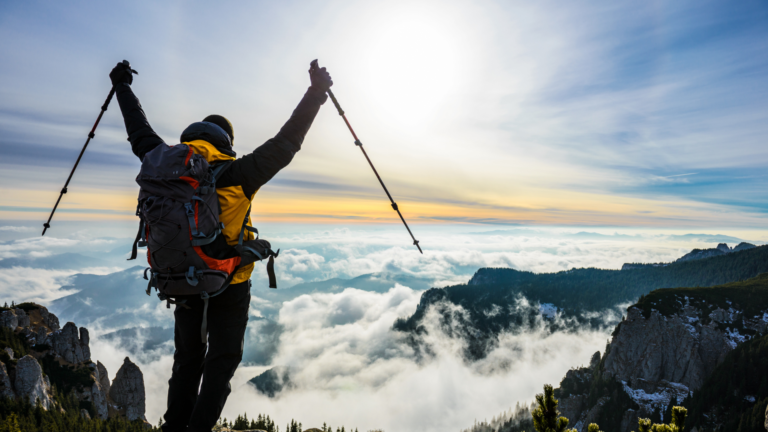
[
  {"x1": 219, "y1": 62, "x2": 333, "y2": 197},
  {"x1": 110, "y1": 62, "x2": 165, "y2": 161}
]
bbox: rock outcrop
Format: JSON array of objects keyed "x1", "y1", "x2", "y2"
[
  {"x1": 50, "y1": 322, "x2": 91, "y2": 364},
  {"x1": 97, "y1": 361, "x2": 111, "y2": 395},
  {"x1": 0, "y1": 308, "x2": 30, "y2": 329},
  {"x1": 0, "y1": 361, "x2": 14, "y2": 399},
  {"x1": 0, "y1": 302, "x2": 147, "y2": 423},
  {"x1": 14, "y1": 355, "x2": 52, "y2": 409},
  {"x1": 110, "y1": 357, "x2": 146, "y2": 421},
  {"x1": 78, "y1": 361, "x2": 110, "y2": 419},
  {"x1": 552, "y1": 283, "x2": 768, "y2": 432},
  {"x1": 38, "y1": 307, "x2": 60, "y2": 331},
  {"x1": 603, "y1": 307, "x2": 733, "y2": 390}
]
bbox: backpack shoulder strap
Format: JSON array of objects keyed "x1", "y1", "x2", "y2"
[{"x1": 211, "y1": 161, "x2": 233, "y2": 182}]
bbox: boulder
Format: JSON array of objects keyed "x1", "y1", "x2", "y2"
[
  {"x1": 13, "y1": 309, "x2": 30, "y2": 328},
  {"x1": 0, "y1": 310, "x2": 18, "y2": 329},
  {"x1": 3, "y1": 348, "x2": 13, "y2": 360},
  {"x1": 109, "y1": 357, "x2": 146, "y2": 421},
  {"x1": 0, "y1": 361, "x2": 14, "y2": 399},
  {"x1": 14, "y1": 355, "x2": 52, "y2": 409},
  {"x1": 50, "y1": 322, "x2": 91, "y2": 363}
]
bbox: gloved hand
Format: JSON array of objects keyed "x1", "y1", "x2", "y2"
[
  {"x1": 236, "y1": 239, "x2": 277, "y2": 266},
  {"x1": 308, "y1": 59, "x2": 333, "y2": 92},
  {"x1": 109, "y1": 60, "x2": 136, "y2": 86}
]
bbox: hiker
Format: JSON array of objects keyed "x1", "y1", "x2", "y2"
[{"x1": 109, "y1": 61, "x2": 332, "y2": 431}]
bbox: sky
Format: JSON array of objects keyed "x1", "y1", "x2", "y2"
[{"x1": 1, "y1": 0, "x2": 767, "y2": 234}]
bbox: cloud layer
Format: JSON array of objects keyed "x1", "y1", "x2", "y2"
[
  {"x1": 91, "y1": 284, "x2": 609, "y2": 432},
  {"x1": 3, "y1": 223, "x2": 763, "y2": 431}
]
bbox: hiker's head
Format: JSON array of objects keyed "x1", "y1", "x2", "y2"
[
  {"x1": 202, "y1": 115, "x2": 234, "y2": 143},
  {"x1": 180, "y1": 116, "x2": 235, "y2": 157}
]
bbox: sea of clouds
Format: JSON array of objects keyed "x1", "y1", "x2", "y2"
[{"x1": 1, "y1": 222, "x2": 764, "y2": 431}]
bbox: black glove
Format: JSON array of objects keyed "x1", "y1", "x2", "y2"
[
  {"x1": 308, "y1": 59, "x2": 333, "y2": 92},
  {"x1": 109, "y1": 60, "x2": 136, "y2": 86},
  {"x1": 236, "y1": 239, "x2": 278, "y2": 266}
]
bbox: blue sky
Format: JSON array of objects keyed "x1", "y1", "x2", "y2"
[{"x1": 1, "y1": 0, "x2": 767, "y2": 231}]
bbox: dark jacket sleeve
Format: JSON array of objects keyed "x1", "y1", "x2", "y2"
[
  {"x1": 217, "y1": 87, "x2": 328, "y2": 197},
  {"x1": 115, "y1": 83, "x2": 165, "y2": 160}
]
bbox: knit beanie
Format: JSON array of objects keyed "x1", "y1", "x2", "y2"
[{"x1": 202, "y1": 114, "x2": 234, "y2": 143}]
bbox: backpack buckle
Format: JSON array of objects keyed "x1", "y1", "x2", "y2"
[{"x1": 185, "y1": 266, "x2": 199, "y2": 286}]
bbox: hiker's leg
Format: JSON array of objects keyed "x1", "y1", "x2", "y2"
[
  {"x1": 162, "y1": 297, "x2": 206, "y2": 432},
  {"x1": 186, "y1": 281, "x2": 250, "y2": 431}
]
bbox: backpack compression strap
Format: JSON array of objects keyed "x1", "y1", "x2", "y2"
[
  {"x1": 236, "y1": 203, "x2": 279, "y2": 288},
  {"x1": 128, "y1": 219, "x2": 146, "y2": 261}
]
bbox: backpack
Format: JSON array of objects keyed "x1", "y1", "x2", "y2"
[{"x1": 128, "y1": 143, "x2": 278, "y2": 341}]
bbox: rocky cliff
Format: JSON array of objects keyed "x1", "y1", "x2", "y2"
[
  {"x1": 0, "y1": 303, "x2": 147, "y2": 422},
  {"x1": 554, "y1": 274, "x2": 768, "y2": 432}
]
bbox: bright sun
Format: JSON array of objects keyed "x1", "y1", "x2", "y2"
[{"x1": 357, "y1": 5, "x2": 471, "y2": 128}]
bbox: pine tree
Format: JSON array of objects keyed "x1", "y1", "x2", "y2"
[
  {"x1": 1, "y1": 413, "x2": 21, "y2": 432},
  {"x1": 637, "y1": 418, "x2": 652, "y2": 432},
  {"x1": 587, "y1": 424, "x2": 603, "y2": 432},
  {"x1": 634, "y1": 406, "x2": 686, "y2": 432},
  {"x1": 532, "y1": 384, "x2": 576, "y2": 432}
]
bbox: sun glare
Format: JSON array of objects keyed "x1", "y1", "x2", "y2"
[{"x1": 358, "y1": 6, "x2": 470, "y2": 128}]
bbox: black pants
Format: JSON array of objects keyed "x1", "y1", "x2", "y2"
[{"x1": 162, "y1": 281, "x2": 250, "y2": 432}]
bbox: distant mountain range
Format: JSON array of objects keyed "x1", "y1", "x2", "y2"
[
  {"x1": 0, "y1": 252, "x2": 111, "y2": 270},
  {"x1": 393, "y1": 244, "x2": 768, "y2": 360}
]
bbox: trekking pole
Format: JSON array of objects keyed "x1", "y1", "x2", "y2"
[
  {"x1": 311, "y1": 60, "x2": 422, "y2": 254},
  {"x1": 42, "y1": 60, "x2": 137, "y2": 236}
]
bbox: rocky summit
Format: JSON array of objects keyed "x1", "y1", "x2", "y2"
[
  {"x1": 554, "y1": 274, "x2": 768, "y2": 432},
  {"x1": 0, "y1": 303, "x2": 147, "y2": 422}
]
